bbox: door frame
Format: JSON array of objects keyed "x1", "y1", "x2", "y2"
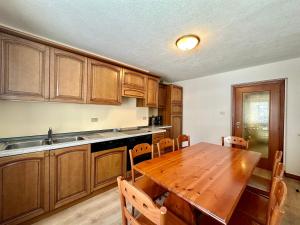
[{"x1": 231, "y1": 79, "x2": 285, "y2": 166}]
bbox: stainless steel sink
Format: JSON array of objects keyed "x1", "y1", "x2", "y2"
[
  {"x1": 52, "y1": 136, "x2": 85, "y2": 144},
  {"x1": 2, "y1": 136, "x2": 85, "y2": 150},
  {"x1": 4, "y1": 139, "x2": 51, "y2": 150}
]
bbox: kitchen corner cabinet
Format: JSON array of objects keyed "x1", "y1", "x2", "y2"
[
  {"x1": 49, "y1": 145, "x2": 91, "y2": 210},
  {"x1": 122, "y1": 69, "x2": 146, "y2": 98},
  {"x1": 91, "y1": 146, "x2": 127, "y2": 192},
  {"x1": 0, "y1": 33, "x2": 50, "y2": 101},
  {"x1": 50, "y1": 48, "x2": 88, "y2": 103},
  {"x1": 87, "y1": 59, "x2": 122, "y2": 105},
  {"x1": 0, "y1": 151, "x2": 49, "y2": 225}
]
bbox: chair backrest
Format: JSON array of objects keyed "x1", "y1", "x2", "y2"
[
  {"x1": 157, "y1": 138, "x2": 175, "y2": 157},
  {"x1": 117, "y1": 176, "x2": 167, "y2": 225},
  {"x1": 273, "y1": 162, "x2": 284, "y2": 179},
  {"x1": 176, "y1": 134, "x2": 190, "y2": 150},
  {"x1": 221, "y1": 136, "x2": 249, "y2": 150},
  {"x1": 267, "y1": 177, "x2": 287, "y2": 225},
  {"x1": 129, "y1": 143, "x2": 153, "y2": 182},
  {"x1": 272, "y1": 151, "x2": 283, "y2": 177}
]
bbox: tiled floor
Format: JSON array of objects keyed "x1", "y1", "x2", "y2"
[{"x1": 34, "y1": 177, "x2": 300, "y2": 225}]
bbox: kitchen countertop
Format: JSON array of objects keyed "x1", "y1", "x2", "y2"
[{"x1": 0, "y1": 125, "x2": 172, "y2": 158}]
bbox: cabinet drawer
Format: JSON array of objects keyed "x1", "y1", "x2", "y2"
[{"x1": 122, "y1": 88, "x2": 145, "y2": 98}]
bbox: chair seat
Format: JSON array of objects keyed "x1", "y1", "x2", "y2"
[
  {"x1": 134, "y1": 175, "x2": 166, "y2": 200},
  {"x1": 136, "y1": 210, "x2": 188, "y2": 225},
  {"x1": 200, "y1": 210, "x2": 261, "y2": 225},
  {"x1": 236, "y1": 190, "x2": 268, "y2": 225},
  {"x1": 253, "y1": 167, "x2": 272, "y2": 180},
  {"x1": 247, "y1": 174, "x2": 271, "y2": 196}
]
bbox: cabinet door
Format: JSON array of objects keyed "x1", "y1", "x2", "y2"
[
  {"x1": 158, "y1": 84, "x2": 167, "y2": 108},
  {"x1": 171, "y1": 104, "x2": 183, "y2": 115},
  {"x1": 171, "y1": 115, "x2": 182, "y2": 139},
  {"x1": 50, "y1": 145, "x2": 90, "y2": 210},
  {"x1": 146, "y1": 77, "x2": 159, "y2": 107},
  {"x1": 0, "y1": 151, "x2": 49, "y2": 224},
  {"x1": 50, "y1": 48, "x2": 87, "y2": 103},
  {"x1": 122, "y1": 69, "x2": 146, "y2": 98},
  {"x1": 87, "y1": 59, "x2": 122, "y2": 105},
  {"x1": 91, "y1": 147, "x2": 126, "y2": 192},
  {"x1": 171, "y1": 85, "x2": 183, "y2": 104},
  {"x1": 0, "y1": 33, "x2": 50, "y2": 101}
]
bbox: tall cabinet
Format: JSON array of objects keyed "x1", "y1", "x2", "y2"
[{"x1": 158, "y1": 84, "x2": 183, "y2": 139}]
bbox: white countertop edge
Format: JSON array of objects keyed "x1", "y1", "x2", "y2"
[{"x1": 0, "y1": 128, "x2": 167, "y2": 158}]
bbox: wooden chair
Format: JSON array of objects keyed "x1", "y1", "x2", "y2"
[
  {"x1": 247, "y1": 162, "x2": 284, "y2": 197},
  {"x1": 129, "y1": 143, "x2": 166, "y2": 201},
  {"x1": 157, "y1": 138, "x2": 175, "y2": 157},
  {"x1": 117, "y1": 176, "x2": 188, "y2": 225},
  {"x1": 221, "y1": 136, "x2": 249, "y2": 150},
  {"x1": 200, "y1": 177, "x2": 287, "y2": 225},
  {"x1": 176, "y1": 134, "x2": 190, "y2": 150},
  {"x1": 247, "y1": 151, "x2": 283, "y2": 196},
  {"x1": 253, "y1": 151, "x2": 283, "y2": 180}
]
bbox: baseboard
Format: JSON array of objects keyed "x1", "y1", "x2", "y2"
[{"x1": 285, "y1": 172, "x2": 300, "y2": 181}]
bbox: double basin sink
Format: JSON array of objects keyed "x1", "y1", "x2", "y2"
[
  {"x1": 3, "y1": 136, "x2": 85, "y2": 150},
  {"x1": 1, "y1": 128, "x2": 154, "y2": 151}
]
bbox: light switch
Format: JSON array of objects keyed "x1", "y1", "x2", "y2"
[{"x1": 91, "y1": 118, "x2": 98, "y2": 122}]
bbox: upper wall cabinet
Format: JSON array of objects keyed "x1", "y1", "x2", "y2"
[
  {"x1": 146, "y1": 76, "x2": 160, "y2": 107},
  {"x1": 87, "y1": 59, "x2": 122, "y2": 105},
  {"x1": 171, "y1": 85, "x2": 183, "y2": 104},
  {"x1": 122, "y1": 69, "x2": 146, "y2": 98},
  {"x1": 50, "y1": 48, "x2": 87, "y2": 103},
  {"x1": 0, "y1": 33, "x2": 50, "y2": 101},
  {"x1": 158, "y1": 84, "x2": 167, "y2": 108}
]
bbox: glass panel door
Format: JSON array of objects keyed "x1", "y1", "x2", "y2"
[{"x1": 242, "y1": 91, "x2": 270, "y2": 158}]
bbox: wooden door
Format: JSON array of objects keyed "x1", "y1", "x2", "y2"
[
  {"x1": 122, "y1": 69, "x2": 146, "y2": 98},
  {"x1": 91, "y1": 147, "x2": 126, "y2": 192},
  {"x1": 87, "y1": 59, "x2": 122, "y2": 105},
  {"x1": 233, "y1": 80, "x2": 285, "y2": 169},
  {"x1": 171, "y1": 85, "x2": 183, "y2": 104},
  {"x1": 50, "y1": 145, "x2": 90, "y2": 210},
  {"x1": 50, "y1": 48, "x2": 87, "y2": 103},
  {"x1": 0, "y1": 33, "x2": 50, "y2": 101},
  {"x1": 0, "y1": 151, "x2": 49, "y2": 225},
  {"x1": 146, "y1": 77, "x2": 159, "y2": 107},
  {"x1": 171, "y1": 115, "x2": 182, "y2": 139}
]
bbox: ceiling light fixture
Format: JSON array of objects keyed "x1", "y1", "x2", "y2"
[{"x1": 176, "y1": 34, "x2": 200, "y2": 51}]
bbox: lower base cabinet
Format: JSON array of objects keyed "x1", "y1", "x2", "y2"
[
  {"x1": 0, "y1": 151, "x2": 49, "y2": 225},
  {"x1": 91, "y1": 146, "x2": 127, "y2": 192},
  {"x1": 49, "y1": 145, "x2": 91, "y2": 210}
]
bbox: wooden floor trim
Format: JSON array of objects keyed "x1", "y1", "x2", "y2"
[{"x1": 285, "y1": 172, "x2": 300, "y2": 181}]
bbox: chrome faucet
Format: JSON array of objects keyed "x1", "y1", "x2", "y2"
[{"x1": 48, "y1": 128, "x2": 53, "y2": 144}]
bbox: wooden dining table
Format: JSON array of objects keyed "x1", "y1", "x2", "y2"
[{"x1": 134, "y1": 142, "x2": 261, "y2": 225}]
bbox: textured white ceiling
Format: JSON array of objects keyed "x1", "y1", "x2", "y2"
[{"x1": 0, "y1": 0, "x2": 299, "y2": 81}]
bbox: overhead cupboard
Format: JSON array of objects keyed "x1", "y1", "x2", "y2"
[{"x1": 0, "y1": 32, "x2": 160, "y2": 107}]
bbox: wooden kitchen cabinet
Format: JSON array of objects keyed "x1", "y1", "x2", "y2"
[
  {"x1": 91, "y1": 146, "x2": 127, "y2": 192},
  {"x1": 0, "y1": 151, "x2": 49, "y2": 225},
  {"x1": 171, "y1": 85, "x2": 183, "y2": 104},
  {"x1": 87, "y1": 59, "x2": 122, "y2": 105},
  {"x1": 0, "y1": 33, "x2": 50, "y2": 101},
  {"x1": 49, "y1": 145, "x2": 91, "y2": 210},
  {"x1": 171, "y1": 115, "x2": 183, "y2": 139},
  {"x1": 137, "y1": 76, "x2": 160, "y2": 107},
  {"x1": 122, "y1": 69, "x2": 146, "y2": 98},
  {"x1": 158, "y1": 84, "x2": 167, "y2": 108},
  {"x1": 50, "y1": 48, "x2": 87, "y2": 103}
]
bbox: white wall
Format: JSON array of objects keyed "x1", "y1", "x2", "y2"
[
  {"x1": 0, "y1": 98, "x2": 148, "y2": 138},
  {"x1": 176, "y1": 57, "x2": 300, "y2": 176}
]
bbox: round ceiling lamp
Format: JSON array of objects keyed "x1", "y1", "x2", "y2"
[{"x1": 176, "y1": 34, "x2": 200, "y2": 51}]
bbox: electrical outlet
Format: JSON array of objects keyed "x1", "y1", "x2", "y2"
[
  {"x1": 91, "y1": 118, "x2": 98, "y2": 122},
  {"x1": 142, "y1": 117, "x2": 147, "y2": 120}
]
